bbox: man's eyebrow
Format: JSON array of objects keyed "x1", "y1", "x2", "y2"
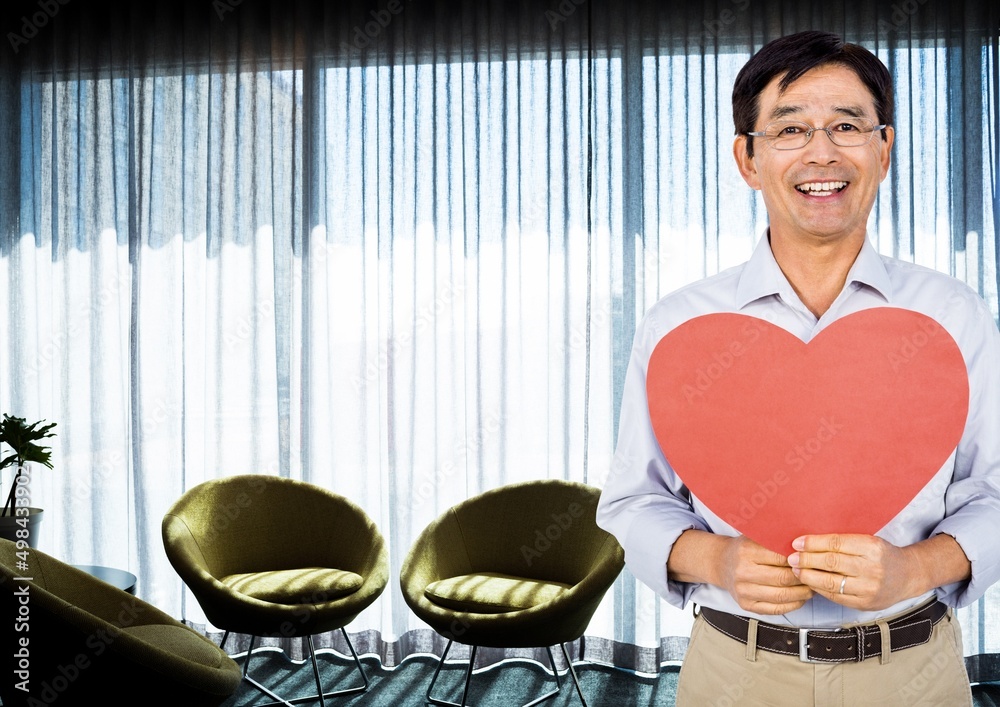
[
  {"x1": 832, "y1": 105, "x2": 868, "y2": 118},
  {"x1": 767, "y1": 104, "x2": 871, "y2": 121},
  {"x1": 768, "y1": 104, "x2": 803, "y2": 121}
]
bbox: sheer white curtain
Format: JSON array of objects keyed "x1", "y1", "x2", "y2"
[
  {"x1": 0, "y1": 0, "x2": 997, "y2": 677},
  {"x1": 303, "y1": 49, "x2": 621, "y2": 661}
]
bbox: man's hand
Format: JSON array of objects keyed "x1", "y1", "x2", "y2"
[
  {"x1": 718, "y1": 535, "x2": 815, "y2": 615},
  {"x1": 667, "y1": 530, "x2": 813, "y2": 615},
  {"x1": 788, "y1": 533, "x2": 971, "y2": 611}
]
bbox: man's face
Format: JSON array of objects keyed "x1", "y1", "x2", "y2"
[{"x1": 733, "y1": 63, "x2": 894, "y2": 246}]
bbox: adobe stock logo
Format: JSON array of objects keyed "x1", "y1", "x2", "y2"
[
  {"x1": 679, "y1": 319, "x2": 762, "y2": 404},
  {"x1": 213, "y1": 0, "x2": 243, "y2": 21},
  {"x1": 343, "y1": 0, "x2": 417, "y2": 51},
  {"x1": 520, "y1": 502, "x2": 586, "y2": 566},
  {"x1": 7, "y1": 0, "x2": 72, "y2": 54}
]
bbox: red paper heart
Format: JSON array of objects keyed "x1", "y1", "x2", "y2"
[{"x1": 646, "y1": 308, "x2": 969, "y2": 555}]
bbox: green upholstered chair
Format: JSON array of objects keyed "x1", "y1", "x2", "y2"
[
  {"x1": 161, "y1": 474, "x2": 389, "y2": 706},
  {"x1": 400, "y1": 479, "x2": 625, "y2": 707},
  {"x1": 0, "y1": 538, "x2": 241, "y2": 707}
]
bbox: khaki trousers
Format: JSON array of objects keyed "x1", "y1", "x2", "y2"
[{"x1": 675, "y1": 608, "x2": 972, "y2": 706}]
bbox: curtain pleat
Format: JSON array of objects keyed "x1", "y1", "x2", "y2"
[{"x1": 0, "y1": 0, "x2": 998, "y2": 676}]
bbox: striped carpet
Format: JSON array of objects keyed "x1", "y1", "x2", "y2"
[
  {"x1": 219, "y1": 650, "x2": 678, "y2": 706},
  {"x1": 219, "y1": 648, "x2": 1000, "y2": 706}
]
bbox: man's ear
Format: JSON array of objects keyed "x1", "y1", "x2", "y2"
[
  {"x1": 733, "y1": 135, "x2": 761, "y2": 190},
  {"x1": 878, "y1": 125, "x2": 894, "y2": 181}
]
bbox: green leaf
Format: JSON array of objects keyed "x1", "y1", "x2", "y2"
[{"x1": 0, "y1": 414, "x2": 57, "y2": 470}]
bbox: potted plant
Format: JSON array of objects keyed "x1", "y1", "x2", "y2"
[{"x1": 0, "y1": 414, "x2": 56, "y2": 548}]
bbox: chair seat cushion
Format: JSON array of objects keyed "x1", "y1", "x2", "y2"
[
  {"x1": 424, "y1": 572, "x2": 571, "y2": 614},
  {"x1": 220, "y1": 567, "x2": 363, "y2": 604},
  {"x1": 121, "y1": 624, "x2": 227, "y2": 668}
]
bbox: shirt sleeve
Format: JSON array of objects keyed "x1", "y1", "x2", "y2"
[
  {"x1": 596, "y1": 316, "x2": 711, "y2": 608},
  {"x1": 932, "y1": 298, "x2": 1000, "y2": 608}
]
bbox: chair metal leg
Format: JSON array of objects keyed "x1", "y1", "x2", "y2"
[
  {"x1": 309, "y1": 635, "x2": 328, "y2": 706},
  {"x1": 427, "y1": 639, "x2": 468, "y2": 707},
  {"x1": 341, "y1": 628, "x2": 371, "y2": 694},
  {"x1": 560, "y1": 642, "x2": 588, "y2": 707},
  {"x1": 427, "y1": 640, "x2": 480, "y2": 707},
  {"x1": 426, "y1": 640, "x2": 564, "y2": 707},
  {"x1": 520, "y1": 647, "x2": 561, "y2": 707},
  {"x1": 224, "y1": 630, "x2": 370, "y2": 706},
  {"x1": 240, "y1": 635, "x2": 296, "y2": 707}
]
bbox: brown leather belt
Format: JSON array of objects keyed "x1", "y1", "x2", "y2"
[{"x1": 699, "y1": 600, "x2": 948, "y2": 663}]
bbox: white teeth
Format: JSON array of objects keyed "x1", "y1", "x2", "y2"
[{"x1": 797, "y1": 181, "x2": 847, "y2": 195}]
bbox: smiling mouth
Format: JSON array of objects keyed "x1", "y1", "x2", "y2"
[{"x1": 795, "y1": 181, "x2": 848, "y2": 197}]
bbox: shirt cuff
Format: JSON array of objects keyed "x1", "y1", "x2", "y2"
[
  {"x1": 622, "y1": 508, "x2": 709, "y2": 609},
  {"x1": 930, "y1": 516, "x2": 999, "y2": 607}
]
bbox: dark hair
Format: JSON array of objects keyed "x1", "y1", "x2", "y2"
[{"x1": 733, "y1": 31, "x2": 893, "y2": 158}]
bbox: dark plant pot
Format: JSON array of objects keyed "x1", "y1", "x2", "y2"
[{"x1": 0, "y1": 507, "x2": 43, "y2": 549}]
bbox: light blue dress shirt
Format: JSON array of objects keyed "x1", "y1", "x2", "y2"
[{"x1": 596, "y1": 232, "x2": 1000, "y2": 628}]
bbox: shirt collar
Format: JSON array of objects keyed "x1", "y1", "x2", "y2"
[
  {"x1": 736, "y1": 231, "x2": 893, "y2": 309},
  {"x1": 843, "y1": 237, "x2": 893, "y2": 302}
]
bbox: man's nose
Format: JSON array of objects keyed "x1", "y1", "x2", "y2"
[{"x1": 800, "y1": 129, "x2": 841, "y2": 163}]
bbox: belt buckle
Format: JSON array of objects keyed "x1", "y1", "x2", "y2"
[{"x1": 798, "y1": 627, "x2": 842, "y2": 663}]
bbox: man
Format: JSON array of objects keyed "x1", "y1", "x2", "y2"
[{"x1": 596, "y1": 30, "x2": 1000, "y2": 706}]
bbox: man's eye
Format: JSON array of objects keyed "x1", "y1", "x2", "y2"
[
  {"x1": 833, "y1": 122, "x2": 862, "y2": 132},
  {"x1": 775, "y1": 125, "x2": 804, "y2": 136}
]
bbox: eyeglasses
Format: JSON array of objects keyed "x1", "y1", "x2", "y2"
[{"x1": 747, "y1": 118, "x2": 888, "y2": 150}]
